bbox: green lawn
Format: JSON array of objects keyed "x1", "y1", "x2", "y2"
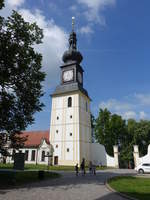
[
  {"x1": 108, "y1": 176, "x2": 150, "y2": 200},
  {"x1": 0, "y1": 163, "x2": 107, "y2": 171},
  {"x1": 0, "y1": 170, "x2": 60, "y2": 188}
]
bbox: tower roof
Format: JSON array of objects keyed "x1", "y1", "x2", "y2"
[{"x1": 62, "y1": 17, "x2": 83, "y2": 64}]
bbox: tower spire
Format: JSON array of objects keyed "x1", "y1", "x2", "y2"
[
  {"x1": 62, "y1": 17, "x2": 83, "y2": 64},
  {"x1": 72, "y1": 16, "x2": 75, "y2": 32}
]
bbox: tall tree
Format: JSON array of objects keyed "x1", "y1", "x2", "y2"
[
  {"x1": 0, "y1": 0, "x2": 4, "y2": 9},
  {"x1": 109, "y1": 114, "x2": 127, "y2": 147},
  {"x1": 91, "y1": 114, "x2": 95, "y2": 142},
  {"x1": 0, "y1": 6, "x2": 45, "y2": 155},
  {"x1": 134, "y1": 120, "x2": 150, "y2": 156},
  {"x1": 95, "y1": 109, "x2": 127, "y2": 156},
  {"x1": 95, "y1": 108, "x2": 112, "y2": 154}
]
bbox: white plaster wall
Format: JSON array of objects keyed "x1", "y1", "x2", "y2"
[
  {"x1": 53, "y1": 142, "x2": 62, "y2": 158},
  {"x1": 50, "y1": 91, "x2": 91, "y2": 165},
  {"x1": 4, "y1": 140, "x2": 51, "y2": 165},
  {"x1": 106, "y1": 154, "x2": 115, "y2": 167},
  {"x1": 91, "y1": 143, "x2": 116, "y2": 167},
  {"x1": 139, "y1": 144, "x2": 150, "y2": 164},
  {"x1": 50, "y1": 93, "x2": 80, "y2": 165},
  {"x1": 79, "y1": 94, "x2": 91, "y2": 164}
]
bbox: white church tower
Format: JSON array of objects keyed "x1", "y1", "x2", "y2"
[{"x1": 50, "y1": 18, "x2": 91, "y2": 166}]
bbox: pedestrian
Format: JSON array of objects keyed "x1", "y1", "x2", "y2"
[
  {"x1": 89, "y1": 161, "x2": 92, "y2": 174},
  {"x1": 92, "y1": 164, "x2": 96, "y2": 175},
  {"x1": 80, "y1": 158, "x2": 86, "y2": 175},
  {"x1": 75, "y1": 163, "x2": 79, "y2": 176}
]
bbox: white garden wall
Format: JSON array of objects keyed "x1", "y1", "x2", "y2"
[
  {"x1": 139, "y1": 145, "x2": 150, "y2": 164},
  {"x1": 90, "y1": 143, "x2": 118, "y2": 168}
]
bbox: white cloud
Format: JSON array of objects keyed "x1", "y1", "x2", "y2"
[
  {"x1": 70, "y1": 5, "x2": 78, "y2": 11},
  {"x1": 77, "y1": 0, "x2": 116, "y2": 24},
  {"x1": 99, "y1": 99, "x2": 132, "y2": 112},
  {"x1": 19, "y1": 9, "x2": 68, "y2": 87},
  {"x1": 79, "y1": 25, "x2": 94, "y2": 34},
  {"x1": 123, "y1": 111, "x2": 137, "y2": 120},
  {"x1": 7, "y1": 0, "x2": 24, "y2": 7},
  {"x1": 139, "y1": 111, "x2": 147, "y2": 119},
  {"x1": 1, "y1": 2, "x2": 68, "y2": 88},
  {"x1": 99, "y1": 94, "x2": 150, "y2": 120},
  {"x1": 135, "y1": 94, "x2": 150, "y2": 106}
]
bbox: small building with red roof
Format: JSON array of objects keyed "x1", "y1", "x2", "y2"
[{"x1": 6, "y1": 130, "x2": 53, "y2": 165}]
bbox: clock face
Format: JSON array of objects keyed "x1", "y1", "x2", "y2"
[
  {"x1": 63, "y1": 70, "x2": 74, "y2": 82},
  {"x1": 78, "y1": 72, "x2": 82, "y2": 84}
]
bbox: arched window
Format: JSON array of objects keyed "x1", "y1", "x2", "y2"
[{"x1": 68, "y1": 97, "x2": 72, "y2": 107}]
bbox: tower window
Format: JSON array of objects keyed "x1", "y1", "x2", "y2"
[
  {"x1": 68, "y1": 97, "x2": 72, "y2": 107},
  {"x1": 56, "y1": 130, "x2": 58, "y2": 133},
  {"x1": 86, "y1": 102, "x2": 88, "y2": 112},
  {"x1": 67, "y1": 148, "x2": 69, "y2": 152},
  {"x1": 70, "y1": 133, "x2": 72, "y2": 136},
  {"x1": 70, "y1": 115, "x2": 72, "y2": 119},
  {"x1": 56, "y1": 144, "x2": 58, "y2": 148},
  {"x1": 57, "y1": 116, "x2": 59, "y2": 120}
]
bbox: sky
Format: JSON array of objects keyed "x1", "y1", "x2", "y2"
[{"x1": 1, "y1": 0, "x2": 150, "y2": 130}]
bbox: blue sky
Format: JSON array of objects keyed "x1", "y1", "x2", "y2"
[{"x1": 1, "y1": 0, "x2": 150, "y2": 130}]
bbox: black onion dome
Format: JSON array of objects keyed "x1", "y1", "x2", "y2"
[
  {"x1": 62, "y1": 49, "x2": 83, "y2": 64},
  {"x1": 62, "y1": 31, "x2": 83, "y2": 64}
]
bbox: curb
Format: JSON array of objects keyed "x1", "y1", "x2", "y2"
[{"x1": 105, "y1": 178, "x2": 138, "y2": 200}]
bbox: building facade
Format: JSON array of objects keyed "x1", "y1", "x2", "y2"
[
  {"x1": 2, "y1": 131, "x2": 52, "y2": 165},
  {"x1": 50, "y1": 28, "x2": 91, "y2": 166}
]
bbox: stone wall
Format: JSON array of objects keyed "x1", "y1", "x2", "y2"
[
  {"x1": 90, "y1": 143, "x2": 119, "y2": 168},
  {"x1": 133, "y1": 144, "x2": 150, "y2": 167}
]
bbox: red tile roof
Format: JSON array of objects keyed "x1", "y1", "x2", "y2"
[{"x1": 21, "y1": 130, "x2": 50, "y2": 148}]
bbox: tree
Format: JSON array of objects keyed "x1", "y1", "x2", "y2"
[
  {"x1": 119, "y1": 119, "x2": 137, "y2": 168},
  {"x1": 95, "y1": 107, "x2": 150, "y2": 168},
  {"x1": 0, "y1": 0, "x2": 4, "y2": 9},
  {"x1": 134, "y1": 120, "x2": 150, "y2": 156},
  {"x1": 94, "y1": 108, "x2": 112, "y2": 154},
  {"x1": 91, "y1": 114, "x2": 95, "y2": 142},
  {"x1": 95, "y1": 109, "x2": 127, "y2": 156},
  {"x1": 0, "y1": 5, "x2": 45, "y2": 155}
]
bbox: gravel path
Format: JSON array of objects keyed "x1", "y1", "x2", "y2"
[{"x1": 0, "y1": 169, "x2": 136, "y2": 200}]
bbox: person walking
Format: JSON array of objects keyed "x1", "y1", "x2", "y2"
[
  {"x1": 92, "y1": 164, "x2": 96, "y2": 175},
  {"x1": 80, "y1": 158, "x2": 86, "y2": 176},
  {"x1": 75, "y1": 163, "x2": 79, "y2": 176}
]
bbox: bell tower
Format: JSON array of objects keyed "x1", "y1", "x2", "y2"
[{"x1": 50, "y1": 17, "x2": 91, "y2": 166}]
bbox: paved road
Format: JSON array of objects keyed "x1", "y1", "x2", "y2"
[{"x1": 0, "y1": 169, "x2": 136, "y2": 200}]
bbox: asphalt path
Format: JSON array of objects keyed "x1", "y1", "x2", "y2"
[{"x1": 0, "y1": 169, "x2": 136, "y2": 200}]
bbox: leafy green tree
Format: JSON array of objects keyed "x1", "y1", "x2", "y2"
[
  {"x1": 109, "y1": 114, "x2": 127, "y2": 146},
  {"x1": 0, "y1": 0, "x2": 4, "y2": 9},
  {"x1": 95, "y1": 108, "x2": 150, "y2": 168},
  {"x1": 116, "y1": 119, "x2": 136, "y2": 168},
  {"x1": 134, "y1": 120, "x2": 150, "y2": 156},
  {"x1": 95, "y1": 108, "x2": 112, "y2": 154},
  {"x1": 95, "y1": 109, "x2": 127, "y2": 156},
  {"x1": 91, "y1": 114, "x2": 95, "y2": 142},
  {"x1": 0, "y1": 5, "x2": 45, "y2": 155}
]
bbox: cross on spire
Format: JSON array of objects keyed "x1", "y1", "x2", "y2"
[{"x1": 72, "y1": 16, "x2": 75, "y2": 32}]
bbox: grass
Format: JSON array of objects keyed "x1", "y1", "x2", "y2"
[
  {"x1": 108, "y1": 176, "x2": 150, "y2": 200},
  {"x1": 0, "y1": 170, "x2": 61, "y2": 188},
  {"x1": 0, "y1": 163, "x2": 108, "y2": 171}
]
